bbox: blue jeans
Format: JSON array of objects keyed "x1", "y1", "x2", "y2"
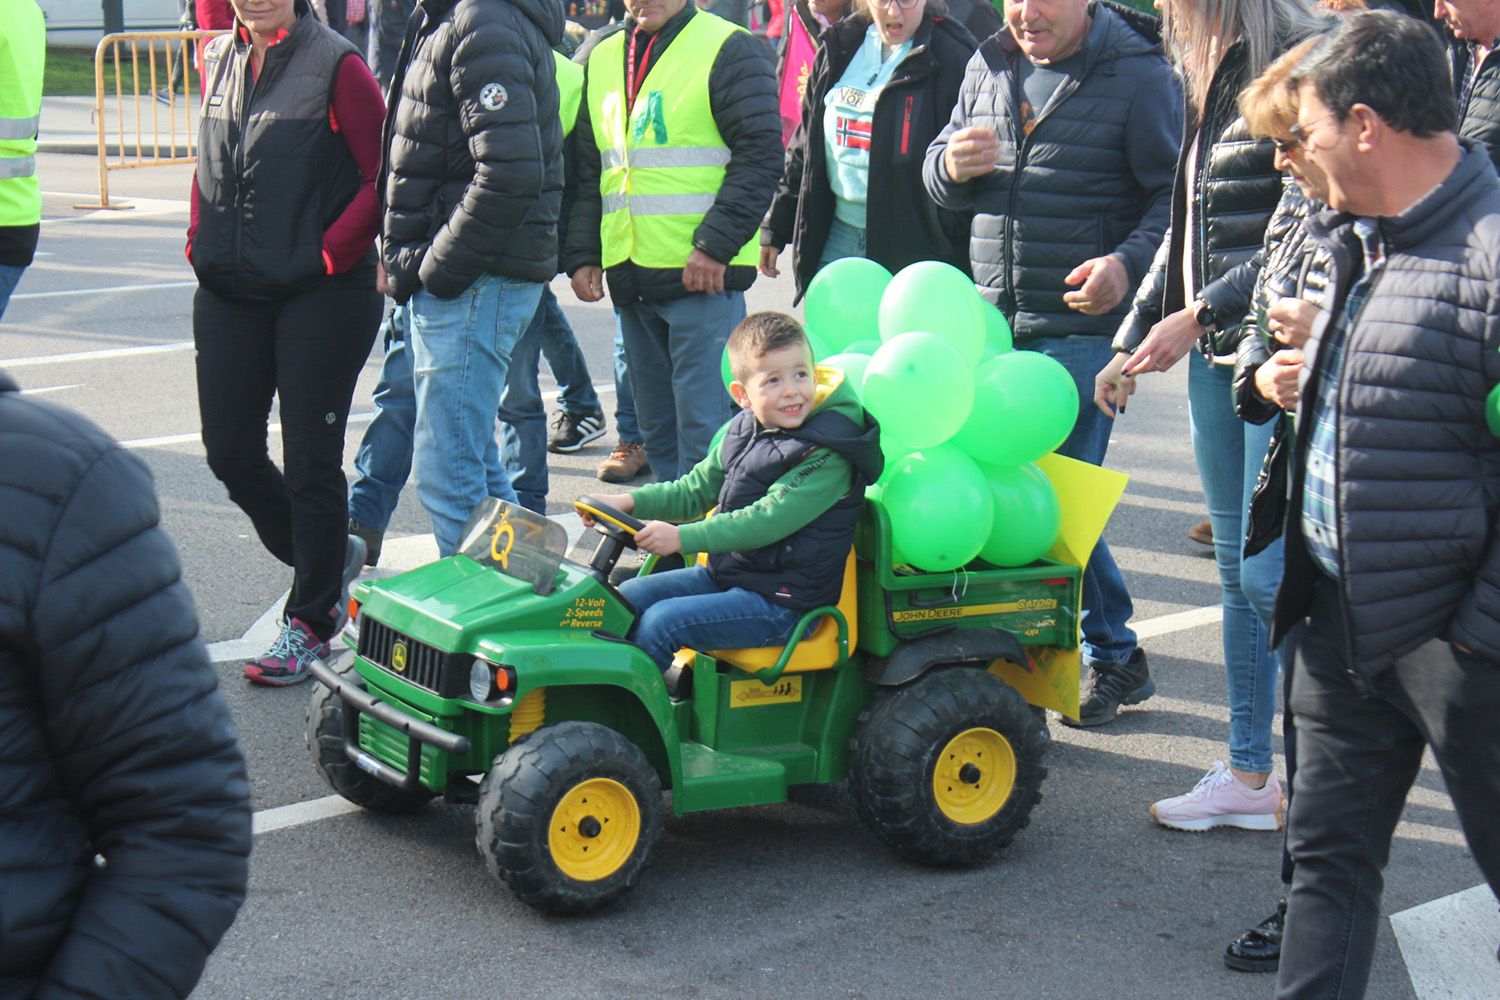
[
  {"x1": 408, "y1": 274, "x2": 543, "y2": 555},
  {"x1": 617, "y1": 292, "x2": 742, "y2": 482},
  {"x1": 1026, "y1": 335, "x2": 1138, "y2": 668},
  {"x1": 612, "y1": 314, "x2": 640, "y2": 442},
  {"x1": 817, "y1": 217, "x2": 866, "y2": 269},
  {"x1": 1188, "y1": 353, "x2": 1285, "y2": 775},
  {"x1": 537, "y1": 286, "x2": 602, "y2": 417},
  {"x1": 0, "y1": 264, "x2": 24, "y2": 322},
  {"x1": 618, "y1": 565, "x2": 803, "y2": 672},
  {"x1": 352, "y1": 293, "x2": 553, "y2": 532},
  {"x1": 499, "y1": 287, "x2": 566, "y2": 512}
]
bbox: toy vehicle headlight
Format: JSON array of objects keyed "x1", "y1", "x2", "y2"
[{"x1": 468, "y1": 657, "x2": 518, "y2": 702}]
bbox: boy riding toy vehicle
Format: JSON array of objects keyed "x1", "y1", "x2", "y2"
[{"x1": 307, "y1": 495, "x2": 1083, "y2": 914}]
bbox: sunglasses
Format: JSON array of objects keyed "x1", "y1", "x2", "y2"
[{"x1": 1285, "y1": 114, "x2": 1336, "y2": 151}]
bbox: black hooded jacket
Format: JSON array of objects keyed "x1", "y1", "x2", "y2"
[
  {"x1": 380, "y1": 0, "x2": 564, "y2": 301},
  {"x1": 0, "y1": 371, "x2": 251, "y2": 998},
  {"x1": 763, "y1": 11, "x2": 980, "y2": 300}
]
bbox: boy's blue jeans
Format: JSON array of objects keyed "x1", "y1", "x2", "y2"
[{"x1": 617, "y1": 566, "x2": 803, "y2": 672}]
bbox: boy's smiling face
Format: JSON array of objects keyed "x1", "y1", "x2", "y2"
[{"x1": 730, "y1": 343, "x2": 816, "y2": 431}]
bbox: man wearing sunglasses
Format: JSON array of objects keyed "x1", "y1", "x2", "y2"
[
  {"x1": 1271, "y1": 13, "x2": 1500, "y2": 998},
  {"x1": 923, "y1": 0, "x2": 1181, "y2": 727}
]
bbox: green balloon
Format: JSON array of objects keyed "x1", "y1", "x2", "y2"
[
  {"x1": 807, "y1": 329, "x2": 832, "y2": 362},
  {"x1": 981, "y1": 302, "x2": 1013, "y2": 355},
  {"x1": 978, "y1": 462, "x2": 1060, "y2": 567},
  {"x1": 805, "y1": 257, "x2": 893, "y2": 352},
  {"x1": 880, "y1": 445, "x2": 994, "y2": 572},
  {"x1": 878, "y1": 261, "x2": 985, "y2": 365},
  {"x1": 951, "y1": 350, "x2": 1079, "y2": 465},
  {"x1": 1487, "y1": 382, "x2": 1500, "y2": 437},
  {"x1": 845, "y1": 338, "x2": 881, "y2": 356},
  {"x1": 822, "y1": 352, "x2": 871, "y2": 399},
  {"x1": 862, "y1": 331, "x2": 974, "y2": 449},
  {"x1": 721, "y1": 343, "x2": 733, "y2": 392}
]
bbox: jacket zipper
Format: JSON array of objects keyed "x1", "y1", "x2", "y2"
[
  {"x1": 234, "y1": 45, "x2": 264, "y2": 271},
  {"x1": 900, "y1": 95, "x2": 913, "y2": 155},
  {"x1": 1002, "y1": 62, "x2": 1081, "y2": 312}
]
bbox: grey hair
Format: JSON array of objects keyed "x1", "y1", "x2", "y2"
[{"x1": 1161, "y1": 0, "x2": 1334, "y2": 122}]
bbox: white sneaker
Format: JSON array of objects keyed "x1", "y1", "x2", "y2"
[{"x1": 1149, "y1": 761, "x2": 1285, "y2": 832}]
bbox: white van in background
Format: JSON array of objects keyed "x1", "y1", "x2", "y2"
[{"x1": 40, "y1": 0, "x2": 182, "y2": 47}]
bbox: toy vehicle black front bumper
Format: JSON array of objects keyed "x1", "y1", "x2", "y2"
[{"x1": 310, "y1": 657, "x2": 471, "y2": 793}]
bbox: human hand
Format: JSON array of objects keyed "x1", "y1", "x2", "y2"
[
  {"x1": 683, "y1": 249, "x2": 727, "y2": 294},
  {"x1": 376, "y1": 259, "x2": 389, "y2": 297},
  {"x1": 1123, "y1": 306, "x2": 1204, "y2": 376},
  {"x1": 635, "y1": 520, "x2": 682, "y2": 556},
  {"x1": 1253, "y1": 349, "x2": 1304, "y2": 411},
  {"x1": 579, "y1": 492, "x2": 634, "y2": 527},
  {"x1": 1266, "y1": 297, "x2": 1320, "y2": 350},
  {"x1": 1094, "y1": 351, "x2": 1137, "y2": 418},
  {"x1": 758, "y1": 245, "x2": 781, "y2": 278},
  {"x1": 572, "y1": 265, "x2": 605, "y2": 303},
  {"x1": 942, "y1": 126, "x2": 1001, "y2": 183},
  {"x1": 1063, "y1": 255, "x2": 1131, "y2": 316}
]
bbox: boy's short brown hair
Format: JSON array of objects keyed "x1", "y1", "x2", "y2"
[{"x1": 726, "y1": 312, "x2": 812, "y2": 383}]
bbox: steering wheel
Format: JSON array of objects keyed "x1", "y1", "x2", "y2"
[{"x1": 574, "y1": 495, "x2": 646, "y2": 578}]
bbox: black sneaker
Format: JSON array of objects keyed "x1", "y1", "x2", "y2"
[
  {"x1": 1064, "y1": 648, "x2": 1154, "y2": 727},
  {"x1": 348, "y1": 519, "x2": 382, "y2": 567},
  {"x1": 1224, "y1": 898, "x2": 1286, "y2": 973},
  {"x1": 547, "y1": 409, "x2": 607, "y2": 453}
]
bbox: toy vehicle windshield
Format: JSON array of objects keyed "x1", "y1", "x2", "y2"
[{"x1": 455, "y1": 498, "x2": 567, "y2": 596}]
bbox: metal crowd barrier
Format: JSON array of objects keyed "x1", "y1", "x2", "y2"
[{"x1": 77, "y1": 30, "x2": 227, "y2": 211}]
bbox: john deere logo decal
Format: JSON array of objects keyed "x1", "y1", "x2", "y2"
[
  {"x1": 391, "y1": 641, "x2": 408, "y2": 673},
  {"x1": 729, "y1": 677, "x2": 803, "y2": 708}
]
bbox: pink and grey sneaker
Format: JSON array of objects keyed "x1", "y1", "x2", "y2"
[
  {"x1": 244, "y1": 616, "x2": 331, "y2": 687},
  {"x1": 1149, "y1": 761, "x2": 1285, "y2": 832}
]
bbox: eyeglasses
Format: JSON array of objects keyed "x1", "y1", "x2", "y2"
[
  {"x1": 872, "y1": 0, "x2": 921, "y2": 9},
  {"x1": 1287, "y1": 114, "x2": 1336, "y2": 150}
]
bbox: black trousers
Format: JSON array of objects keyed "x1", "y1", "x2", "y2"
[
  {"x1": 194, "y1": 279, "x2": 381, "y2": 640},
  {"x1": 1276, "y1": 577, "x2": 1500, "y2": 999}
]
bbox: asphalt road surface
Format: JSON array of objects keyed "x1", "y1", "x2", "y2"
[{"x1": 6, "y1": 149, "x2": 1493, "y2": 1000}]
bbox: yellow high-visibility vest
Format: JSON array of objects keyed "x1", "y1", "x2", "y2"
[
  {"x1": 0, "y1": 0, "x2": 45, "y2": 229},
  {"x1": 585, "y1": 9, "x2": 757, "y2": 271},
  {"x1": 555, "y1": 51, "x2": 583, "y2": 138}
]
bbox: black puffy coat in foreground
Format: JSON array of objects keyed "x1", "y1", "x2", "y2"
[
  {"x1": 763, "y1": 11, "x2": 979, "y2": 300},
  {"x1": 0, "y1": 371, "x2": 251, "y2": 998},
  {"x1": 381, "y1": 0, "x2": 564, "y2": 302}
]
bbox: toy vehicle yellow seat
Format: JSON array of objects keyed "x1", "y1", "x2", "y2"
[{"x1": 706, "y1": 549, "x2": 858, "y2": 679}]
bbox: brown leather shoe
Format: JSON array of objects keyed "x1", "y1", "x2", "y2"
[
  {"x1": 1188, "y1": 519, "x2": 1213, "y2": 547},
  {"x1": 597, "y1": 440, "x2": 650, "y2": 483}
]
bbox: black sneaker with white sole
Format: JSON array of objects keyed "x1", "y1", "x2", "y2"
[
  {"x1": 548, "y1": 409, "x2": 607, "y2": 453},
  {"x1": 1063, "y1": 648, "x2": 1155, "y2": 727}
]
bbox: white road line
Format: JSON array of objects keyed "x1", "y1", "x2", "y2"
[
  {"x1": 252, "y1": 795, "x2": 365, "y2": 836},
  {"x1": 9, "y1": 280, "x2": 199, "y2": 301},
  {"x1": 18, "y1": 383, "x2": 83, "y2": 396},
  {"x1": 1391, "y1": 884, "x2": 1500, "y2": 999},
  {"x1": 0, "y1": 340, "x2": 194, "y2": 367},
  {"x1": 247, "y1": 590, "x2": 1221, "y2": 837}
]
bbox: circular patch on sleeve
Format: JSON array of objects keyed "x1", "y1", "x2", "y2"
[{"x1": 479, "y1": 82, "x2": 509, "y2": 111}]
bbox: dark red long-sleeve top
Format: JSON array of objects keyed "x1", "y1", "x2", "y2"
[{"x1": 188, "y1": 44, "x2": 385, "y2": 276}]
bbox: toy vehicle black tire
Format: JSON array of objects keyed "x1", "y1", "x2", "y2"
[
  {"x1": 848, "y1": 667, "x2": 1047, "y2": 866},
  {"x1": 306, "y1": 655, "x2": 437, "y2": 814},
  {"x1": 476, "y1": 720, "x2": 664, "y2": 915}
]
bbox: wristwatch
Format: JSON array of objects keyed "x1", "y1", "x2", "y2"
[{"x1": 1193, "y1": 298, "x2": 1218, "y2": 332}]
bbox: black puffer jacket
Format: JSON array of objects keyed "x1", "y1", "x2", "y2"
[
  {"x1": 0, "y1": 371, "x2": 251, "y2": 998},
  {"x1": 380, "y1": 0, "x2": 563, "y2": 302},
  {"x1": 763, "y1": 12, "x2": 978, "y2": 299},
  {"x1": 564, "y1": 4, "x2": 783, "y2": 306},
  {"x1": 923, "y1": 1, "x2": 1181, "y2": 340},
  {"x1": 1114, "y1": 33, "x2": 1306, "y2": 355},
  {"x1": 1273, "y1": 143, "x2": 1500, "y2": 674},
  {"x1": 1452, "y1": 39, "x2": 1500, "y2": 174}
]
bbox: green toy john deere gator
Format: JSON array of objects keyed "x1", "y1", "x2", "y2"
[{"x1": 307, "y1": 495, "x2": 1084, "y2": 914}]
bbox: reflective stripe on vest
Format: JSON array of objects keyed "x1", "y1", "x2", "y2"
[
  {"x1": 0, "y1": 155, "x2": 36, "y2": 180},
  {"x1": 585, "y1": 10, "x2": 758, "y2": 271},
  {"x1": 0, "y1": 115, "x2": 40, "y2": 141}
]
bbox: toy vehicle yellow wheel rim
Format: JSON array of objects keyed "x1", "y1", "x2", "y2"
[
  {"x1": 932, "y1": 727, "x2": 1017, "y2": 825},
  {"x1": 548, "y1": 778, "x2": 641, "y2": 881}
]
